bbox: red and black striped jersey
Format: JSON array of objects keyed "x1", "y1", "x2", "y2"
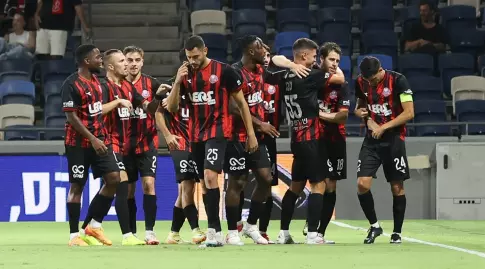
[
  {"x1": 281, "y1": 69, "x2": 332, "y2": 142},
  {"x1": 61, "y1": 72, "x2": 107, "y2": 148},
  {"x1": 263, "y1": 83, "x2": 281, "y2": 131},
  {"x1": 319, "y1": 81, "x2": 351, "y2": 141},
  {"x1": 162, "y1": 93, "x2": 191, "y2": 152},
  {"x1": 130, "y1": 73, "x2": 161, "y2": 154},
  {"x1": 180, "y1": 60, "x2": 244, "y2": 142},
  {"x1": 102, "y1": 79, "x2": 145, "y2": 154},
  {"x1": 355, "y1": 70, "x2": 412, "y2": 140}
]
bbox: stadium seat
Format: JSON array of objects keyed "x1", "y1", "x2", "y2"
[
  {"x1": 440, "y1": 5, "x2": 476, "y2": 35},
  {"x1": 401, "y1": 6, "x2": 420, "y2": 36},
  {"x1": 317, "y1": 31, "x2": 351, "y2": 56},
  {"x1": 232, "y1": 9, "x2": 266, "y2": 36},
  {"x1": 39, "y1": 59, "x2": 75, "y2": 84},
  {"x1": 439, "y1": 53, "x2": 475, "y2": 97},
  {"x1": 0, "y1": 59, "x2": 32, "y2": 83},
  {"x1": 361, "y1": 0, "x2": 393, "y2": 7},
  {"x1": 0, "y1": 80, "x2": 35, "y2": 105},
  {"x1": 0, "y1": 104, "x2": 35, "y2": 128},
  {"x1": 339, "y1": 56, "x2": 351, "y2": 81},
  {"x1": 361, "y1": 31, "x2": 398, "y2": 66},
  {"x1": 44, "y1": 95, "x2": 64, "y2": 122},
  {"x1": 346, "y1": 114, "x2": 364, "y2": 137},
  {"x1": 44, "y1": 116, "x2": 65, "y2": 140},
  {"x1": 43, "y1": 80, "x2": 63, "y2": 102},
  {"x1": 451, "y1": 75, "x2": 485, "y2": 114},
  {"x1": 274, "y1": 32, "x2": 310, "y2": 59},
  {"x1": 199, "y1": 33, "x2": 228, "y2": 63},
  {"x1": 448, "y1": 0, "x2": 480, "y2": 16},
  {"x1": 317, "y1": 8, "x2": 351, "y2": 33},
  {"x1": 277, "y1": 8, "x2": 310, "y2": 33},
  {"x1": 413, "y1": 100, "x2": 450, "y2": 136},
  {"x1": 455, "y1": 100, "x2": 485, "y2": 135},
  {"x1": 406, "y1": 0, "x2": 438, "y2": 6},
  {"x1": 449, "y1": 30, "x2": 485, "y2": 58},
  {"x1": 408, "y1": 76, "x2": 443, "y2": 100},
  {"x1": 232, "y1": 0, "x2": 265, "y2": 10},
  {"x1": 276, "y1": 0, "x2": 309, "y2": 9},
  {"x1": 191, "y1": 10, "x2": 226, "y2": 35},
  {"x1": 3, "y1": 125, "x2": 39, "y2": 140},
  {"x1": 360, "y1": 7, "x2": 394, "y2": 33},
  {"x1": 316, "y1": 0, "x2": 352, "y2": 8},
  {"x1": 357, "y1": 54, "x2": 393, "y2": 72},
  {"x1": 398, "y1": 53, "x2": 434, "y2": 78},
  {"x1": 190, "y1": 0, "x2": 221, "y2": 11}
]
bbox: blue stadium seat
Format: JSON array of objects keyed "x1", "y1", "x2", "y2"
[
  {"x1": 40, "y1": 59, "x2": 75, "y2": 84},
  {"x1": 361, "y1": 0, "x2": 393, "y2": 7},
  {"x1": 44, "y1": 95, "x2": 64, "y2": 122},
  {"x1": 449, "y1": 30, "x2": 485, "y2": 58},
  {"x1": 346, "y1": 114, "x2": 364, "y2": 137},
  {"x1": 408, "y1": 76, "x2": 442, "y2": 100},
  {"x1": 357, "y1": 54, "x2": 393, "y2": 72},
  {"x1": 399, "y1": 53, "x2": 434, "y2": 78},
  {"x1": 316, "y1": 0, "x2": 352, "y2": 8},
  {"x1": 360, "y1": 7, "x2": 394, "y2": 32},
  {"x1": 406, "y1": 0, "x2": 438, "y2": 6},
  {"x1": 440, "y1": 5, "x2": 476, "y2": 36},
  {"x1": 317, "y1": 31, "x2": 351, "y2": 56},
  {"x1": 232, "y1": 9, "x2": 266, "y2": 35},
  {"x1": 455, "y1": 100, "x2": 485, "y2": 135},
  {"x1": 413, "y1": 100, "x2": 450, "y2": 136},
  {"x1": 4, "y1": 125, "x2": 39, "y2": 141},
  {"x1": 277, "y1": 8, "x2": 310, "y2": 33},
  {"x1": 232, "y1": 0, "x2": 265, "y2": 10},
  {"x1": 190, "y1": 0, "x2": 220, "y2": 10},
  {"x1": 277, "y1": 0, "x2": 309, "y2": 9},
  {"x1": 198, "y1": 34, "x2": 227, "y2": 63},
  {"x1": 43, "y1": 80, "x2": 63, "y2": 102},
  {"x1": 0, "y1": 80, "x2": 35, "y2": 105},
  {"x1": 0, "y1": 59, "x2": 32, "y2": 83},
  {"x1": 362, "y1": 31, "x2": 398, "y2": 66},
  {"x1": 317, "y1": 8, "x2": 351, "y2": 33},
  {"x1": 340, "y1": 56, "x2": 351, "y2": 81},
  {"x1": 439, "y1": 53, "x2": 475, "y2": 97},
  {"x1": 274, "y1": 32, "x2": 310, "y2": 59},
  {"x1": 401, "y1": 6, "x2": 420, "y2": 36},
  {"x1": 44, "y1": 116, "x2": 66, "y2": 140}
]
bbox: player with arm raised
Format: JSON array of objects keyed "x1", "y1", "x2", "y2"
[{"x1": 354, "y1": 56, "x2": 414, "y2": 244}]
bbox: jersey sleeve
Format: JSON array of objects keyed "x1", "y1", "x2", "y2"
[
  {"x1": 221, "y1": 66, "x2": 244, "y2": 93},
  {"x1": 132, "y1": 84, "x2": 146, "y2": 108},
  {"x1": 61, "y1": 81, "x2": 81, "y2": 112},
  {"x1": 354, "y1": 77, "x2": 366, "y2": 100},
  {"x1": 263, "y1": 69, "x2": 286, "y2": 85},
  {"x1": 101, "y1": 83, "x2": 111, "y2": 104},
  {"x1": 395, "y1": 74, "x2": 413, "y2": 96},
  {"x1": 150, "y1": 77, "x2": 162, "y2": 96},
  {"x1": 338, "y1": 82, "x2": 351, "y2": 110},
  {"x1": 314, "y1": 70, "x2": 331, "y2": 89}
]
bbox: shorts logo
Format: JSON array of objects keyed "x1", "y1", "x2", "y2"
[
  {"x1": 267, "y1": 85, "x2": 276, "y2": 95},
  {"x1": 229, "y1": 157, "x2": 246, "y2": 171},
  {"x1": 117, "y1": 161, "x2": 125, "y2": 170},
  {"x1": 209, "y1": 75, "x2": 219, "y2": 84},
  {"x1": 329, "y1": 90, "x2": 338, "y2": 100},
  {"x1": 142, "y1": 90, "x2": 150, "y2": 98},
  {"x1": 327, "y1": 159, "x2": 333, "y2": 172},
  {"x1": 382, "y1": 87, "x2": 391, "y2": 97},
  {"x1": 71, "y1": 165, "x2": 85, "y2": 179},
  {"x1": 179, "y1": 160, "x2": 196, "y2": 173}
]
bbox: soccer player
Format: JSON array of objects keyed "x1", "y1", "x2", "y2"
[
  {"x1": 166, "y1": 35, "x2": 258, "y2": 247},
  {"x1": 354, "y1": 56, "x2": 414, "y2": 244},
  {"x1": 123, "y1": 45, "x2": 163, "y2": 244},
  {"x1": 276, "y1": 38, "x2": 345, "y2": 244},
  {"x1": 100, "y1": 49, "x2": 164, "y2": 245},
  {"x1": 155, "y1": 91, "x2": 206, "y2": 245},
  {"x1": 62, "y1": 44, "x2": 126, "y2": 246}
]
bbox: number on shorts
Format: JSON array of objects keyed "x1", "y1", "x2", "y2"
[
  {"x1": 284, "y1": 94, "x2": 302, "y2": 119},
  {"x1": 207, "y1": 148, "x2": 219, "y2": 162},
  {"x1": 394, "y1": 157, "x2": 406, "y2": 173},
  {"x1": 151, "y1": 156, "x2": 157, "y2": 169},
  {"x1": 337, "y1": 158, "x2": 344, "y2": 171}
]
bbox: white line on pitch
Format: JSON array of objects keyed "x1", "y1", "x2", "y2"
[{"x1": 331, "y1": 221, "x2": 485, "y2": 259}]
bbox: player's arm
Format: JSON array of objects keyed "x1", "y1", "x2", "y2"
[
  {"x1": 319, "y1": 83, "x2": 350, "y2": 124},
  {"x1": 154, "y1": 104, "x2": 180, "y2": 150},
  {"x1": 271, "y1": 55, "x2": 310, "y2": 78},
  {"x1": 327, "y1": 67, "x2": 345, "y2": 85},
  {"x1": 101, "y1": 84, "x2": 132, "y2": 115},
  {"x1": 229, "y1": 97, "x2": 280, "y2": 138},
  {"x1": 353, "y1": 79, "x2": 379, "y2": 130},
  {"x1": 379, "y1": 76, "x2": 414, "y2": 130},
  {"x1": 167, "y1": 62, "x2": 188, "y2": 113}
]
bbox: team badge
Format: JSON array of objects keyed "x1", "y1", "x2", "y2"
[
  {"x1": 329, "y1": 90, "x2": 338, "y2": 99},
  {"x1": 142, "y1": 90, "x2": 150, "y2": 98},
  {"x1": 382, "y1": 87, "x2": 391, "y2": 97},
  {"x1": 268, "y1": 85, "x2": 276, "y2": 95},
  {"x1": 209, "y1": 74, "x2": 219, "y2": 84}
]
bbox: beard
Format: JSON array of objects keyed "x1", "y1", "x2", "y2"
[{"x1": 88, "y1": 67, "x2": 101, "y2": 74}]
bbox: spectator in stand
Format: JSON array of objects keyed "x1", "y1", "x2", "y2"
[
  {"x1": 403, "y1": 0, "x2": 447, "y2": 56},
  {"x1": 34, "y1": 0, "x2": 90, "y2": 59},
  {"x1": 4, "y1": 0, "x2": 38, "y2": 29},
  {"x1": 0, "y1": 12, "x2": 35, "y2": 60}
]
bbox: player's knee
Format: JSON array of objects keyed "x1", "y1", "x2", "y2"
[
  {"x1": 120, "y1": 171, "x2": 129, "y2": 183},
  {"x1": 310, "y1": 181, "x2": 325, "y2": 194},
  {"x1": 203, "y1": 169, "x2": 219, "y2": 188},
  {"x1": 325, "y1": 179, "x2": 337, "y2": 193},
  {"x1": 104, "y1": 172, "x2": 121, "y2": 187},
  {"x1": 289, "y1": 182, "x2": 305, "y2": 194},
  {"x1": 357, "y1": 177, "x2": 372, "y2": 193},
  {"x1": 390, "y1": 181, "x2": 405, "y2": 196},
  {"x1": 67, "y1": 183, "x2": 84, "y2": 202},
  {"x1": 142, "y1": 177, "x2": 156, "y2": 195}
]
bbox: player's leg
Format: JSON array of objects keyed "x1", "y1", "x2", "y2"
[
  {"x1": 124, "y1": 153, "x2": 138, "y2": 235},
  {"x1": 137, "y1": 149, "x2": 159, "y2": 244},
  {"x1": 181, "y1": 178, "x2": 206, "y2": 244},
  {"x1": 236, "y1": 190, "x2": 244, "y2": 232},
  {"x1": 259, "y1": 136, "x2": 277, "y2": 242},
  {"x1": 167, "y1": 185, "x2": 186, "y2": 244},
  {"x1": 277, "y1": 180, "x2": 305, "y2": 244}
]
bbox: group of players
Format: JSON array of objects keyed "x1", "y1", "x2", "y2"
[{"x1": 61, "y1": 33, "x2": 415, "y2": 247}]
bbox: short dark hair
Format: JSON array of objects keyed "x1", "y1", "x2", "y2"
[
  {"x1": 237, "y1": 35, "x2": 261, "y2": 52},
  {"x1": 359, "y1": 56, "x2": 381, "y2": 79},
  {"x1": 179, "y1": 48, "x2": 186, "y2": 62},
  {"x1": 75, "y1": 44, "x2": 97, "y2": 65},
  {"x1": 419, "y1": 0, "x2": 436, "y2": 11},
  {"x1": 319, "y1": 42, "x2": 342, "y2": 59},
  {"x1": 292, "y1": 38, "x2": 318, "y2": 52},
  {"x1": 184, "y1": 35, "x2": 205, "y2": 50},
  {"x1": 103, "y1": 49, "x2": 122, "y2": 65},
  {"x1": 123, "y1": 45, "x2": 144, "y2": 57}
]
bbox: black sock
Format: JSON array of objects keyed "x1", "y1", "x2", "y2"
[
  {"x1": 67, "y1": 202, "x2": 81, "y2": 234},
  {"x1": 280, "y1": 190, "x2": 299, "y2": 230},
  {"x1": 238, "y1": 191, "x2": 245, "y2": 222},
  {"x1": 358, "y1": 190, "x2": 378, "y2": 225},
  {"x1": 318, "y1": 192, "x2": 336, "y2": 236},
  {"x1": 127, "y1": 198, "x2": 137, "y2": 234},
  {"x1": 307, "y1": 193, "x2": 324, "y2": 233},
  {"x1": 171, "y1": 206, "x2": 185, "y2": 232},
  {"x1": 259, "y1": 196, "x2": 273, "y2": 232},
  {"x1": 183, "y1": 204, "x2": 199, "y2": 230},
  {"x1": 247, "y1": 200, "x2": 264, "y2": 225},
  {"x1": 115, "y1": 182, "x2": 131, "y2": 234},
  {"x1": 393, "y1": 195, "x2": 406, "y2": 234},
  {"x1": 206, "y1": 188, "x2": 221, "y2": 232},
  {"x1": 87, "y1": 193, "x2": 114, "y2": 224},
  {"x1": 143, "y1": 194, "x2": 157, "y2": 231},
  {"x1": 202, "y1": 193, "x2": 209, "y2": 216},
  {"x1": 226, "y1": 205, "x2": 240, "y2": 230}
]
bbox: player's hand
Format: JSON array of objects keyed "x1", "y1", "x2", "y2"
[
  {"x1": 245, "y1": 134, "x2": 259, "y2": 154},
  {"x1": 91, "y1": 137, "x2": 108, "y2": 156},
  {"x1": 258, "y1": 122, "x2": 280, "y2": 138},
  {"x1": 175, "y1": 62, "x2": 189, "y2": 84},
  {"x1": 290, "y1": 63, "x2": 311, "y2": 78},
  {"x1": 118, "y1": 99, "x2": 133, "y2": 111},
  {"x1": 156, "y1": 83, "x2": 172, "y2": 96},
  {"x1": 162, "y1": 98, "x2": 168, "y2": 109},
  {"x1": 366, "y1": 118, "x2": 379, "y2": 131},
  {"x1": 372, "y1": 125, "x2": 387, "y2": 139},
  {"x1": 165, "y1": 134, "x2": 181, "y2": 151},
  {"x1": 355, "y1": 108, "x2": 368, "y2": 118}
]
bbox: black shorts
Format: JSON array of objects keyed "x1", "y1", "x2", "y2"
[
  {"x1": 261, "y1": 136, "x2": 278, "y2": 186},
  {"x1": 291, "y1": 140, "x2": 326, "y2": 183},
  {"x1": 320, "y1": 138, "x2": 347, "y2": 180},
  {"x1": 192, "y1": 138, "x2": 227, "y2": 178},
  {"x1": 171, "y1": 150, "x2": 198, "y2": 183},
  {"x1": 224, "y1": 140, "x2": 271, "y2": 176},
  {"x1": 124, "y1": 148, "x2": 158, "y2": 182},
  {"x1": 357, "y1": 134, "x2": 410, "y2": 182},
  {"x1": 65, "y1": 144, "x2": 120, "y2": 186}
]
